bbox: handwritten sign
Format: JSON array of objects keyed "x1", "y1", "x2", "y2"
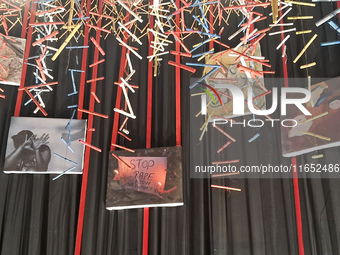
[{"x1": 117, "y1": 156, "x2": 167, "y2": 197}]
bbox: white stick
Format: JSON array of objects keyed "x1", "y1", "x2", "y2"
[
  {"x1": 126, "y1": 53, "x2": 133, "y2": 73},
  {"x1": 276, "y1": 34, "x2": 290, "y2": 50},
  {"x1": 118, "y1": 22, "x2": 142, "y2": 45},
  {"x1": 120, "y1": 77, "x2": 135, "y2": 93},
  {"x1": 117, "y1": 0, "x2": 143, "y2": 22},
  {"x1": 116, "y1": 37, "x2": 142, "y2": 60},
  {"x1": 269, "y1": 28, "x2": 296, "y2": 36}
]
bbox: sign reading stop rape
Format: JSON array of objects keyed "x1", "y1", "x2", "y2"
[{"x1": 118, "y1": 156, "x2": 167, "y2": 197}]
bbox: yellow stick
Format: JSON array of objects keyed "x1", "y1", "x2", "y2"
[
  {"x1": 300, "y1": 62, "x2": 316, "y2": 69},
  {"x1": 312, "y1": 154, "x2": 323, "y2": 159},
  {"x1": 285, "y1": 0, "x2": 315, "y2": 7},
  {"x1": 298, "y1": 112, "x2": 328, "y2": 125},
  {"x1": 296, "y1": 30, "x2": 312, "y2": 35},
  {"x1": 52, "y1": 23, "x2": 82, "y2": 61},
  {"x1": 288, "y1": 16, "x2": 313, "y2": 20},
  {"x1": 68, "y1": 0, "x2": 75, "y2": 30},
  {"x1": 293, "y1": 34, "x2": 317, "y2": 63},
  {"x1": 302, "y1": 131, "x2": 330, "y2": 141}
]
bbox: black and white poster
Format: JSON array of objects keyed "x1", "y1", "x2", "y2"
[{"x1": 3, "y1": 117, "x2": 87, "y2": 174}]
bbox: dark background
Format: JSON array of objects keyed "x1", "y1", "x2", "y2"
[{"x1": 0, "y1": 1, "x2": 340, "y2": 254}]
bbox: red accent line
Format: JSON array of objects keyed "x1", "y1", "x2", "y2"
[
  {"x1": 77, "y1": 0, "x2": 91, "y2": 119},
  {"x1": 74, "y1": 0, "x2": 102, "y2": 254},
  {"x1": 279, "y1": 10, "x2": 305, "y2": 255},
  {"x1": 21, "y1": 0, "x2": 30, "y2": 38},
  {"x1": 175, "y1": 0, "x2": 181, "y2": 146},
  {"x1": 143, "y1": 1, "x2": 154, "y2": 254},
  {"x1": 14, "y1": 1, "x2": 37, "y2": 117},
  {"x1": 292, "y1": 157, "x2": 304, "y2": 255}
]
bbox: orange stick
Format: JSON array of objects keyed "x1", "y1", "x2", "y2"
[
  {"x1": 111, "y1": 153, "x2": 131, "y2": 168},
  {"x1": 78, "y1": 108, "x2": 108, "y2": 118},
  {"x1": 0, "y1": 63, "x2": 8, "y2": 74},
  {"x1": 170, "y1": 50, "x2": 192, "y2": 57},
  {"x1": 37, "y1": 6, "x2": 64, "y2": 16},
  {"x1": 168, "y1": 61, "x2": 196, "y2": 73},
  {"x1": 89, "y1": 11, "x2": 114, "y2": 20},
  {"x1": 24, "y1": 88, "x2": 47, "y2": 116},
  {"x1": 252, "y1": 90, "x2": 271, "y2": 101},
  {"x1": 29, "y1": 21, "x2": 64, "y2": 26},
  {"x1": 212, "y1": 159, "x2": 240, "y2": 164},
  {"x1": 91, "y1": 92, "x2": 101, "y2": 103},
  {"x1": 86, "y1": 77, "x2": 105, "y2": 83},
  {"x1": 90, "y1": 36, "x2": 105, "y2": 56},
  {"x1": 223, "y1": 2, "x2": 270, "y2": 10},
  {"x1": 213, "y1": 124, "x2": 236, "y2": 142},
  {"x1": 87, "y1": 24, "x2": 111, "y2": 34},
  {"x1": 217, "y1": 140, "x2": 232, "y2": 153},
  {"x1": 216, "y1": 60, "x2": 226, "y2": 74},
  {"x1": 18, "y1": 82, "x2": 58, "y2": 90},
  {"x1": 170, "y1": 31, "x2": 190, "y2": 54},
  {"x1": 114, "y1": 82, "x2": 139, "y2": 89},
  {"x1": 79, "y1": 140, "x2": 102, "y2": 152},
  {"x1": 0, "y1": 94, "x2": 5, "y2": 98},
  {"x1": 111, "y1": 143, "x2": 135, "y2": 153},
  {"x1": 32, "y1": 31, "x2": 59, "y2": 46},
  {"x1": 89, "y1": 59, "x2": 105, "y2": 68},
  {"x1": 35, "y1": 59, "x2": 46, "y2": 81},
  {"x1": 118, "y1": 131, "x2": 132, "y2": 141},
  {"x1": 39, "y1": 45, "x2": 48, "y2": 61},
  {"x1": 119, "y1": 116, "x2": 129, "y2": 131}
]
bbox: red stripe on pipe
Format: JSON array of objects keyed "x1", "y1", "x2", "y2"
[
  {"x1": 175, "y1": 0, "x2": 181, "y2": 146},
  {"x1": 279, "y1": 9, "x2": 305, "y2": 255},
  {"x1": 292, "y1": 156, "x2": 304, "y2": 255},
  {"x1": 77, "y1": 0, "x2": 91, "y2": 119},
  {"x1": 14, "y1": 1, "x2": 37, "y2": 117},
  {"x1": 21, "y1": 0, "x2": 31, "y2": 38},
  {"x1": 143, "y1": 1, "x2": 154, "y2": 254},
  {"x1": 74, "y1": 0, "x2": 103, "y2": 254}
]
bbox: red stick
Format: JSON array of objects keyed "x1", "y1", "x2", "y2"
[
  {"x1": 217, "y1": 140, "x2": 232, "y2": 153},
  {"x1": 18, "y1": 81, "x2": 58, "y2": 90},
  {"x1": 90, "y1": 36, "x2": 105, "y2": 55},
  {"x1": 86, "y1": 77, "x2": 105, "y2": 83},
  {"x1": 118, "y1": 131, "x2": 131, "y2": 141},
  {"x1": 170, "y1": 50, "x2": 192, "y2": 57},
  {"x1": 79, "y1": 140, "x2": 102, "y2": 152},
  {"x1": 89, "y1": 59, "x2": 105, "y2": 68},
  {"x1": 112, "y1": 153, "x2": 131, "y2": 168},
  {"x1": 24, "y1": 88, "x2": 47, "y2": 116},
  {"x1": 168, "y1": 61, "x2": 196, "y2": 73},
  {"x1": 78, "y1": 108, "x2": 108, "y2": 118},
  {"x1": 119, "y1": 116, "x2": 129, "y2": 131},
  {"x1": 91, "y1": 91, "x2": 100, "y2": 103},
  {"x1": 87, "y1": 24, "x2": 111, "y2": 34},
  {"x1": 213, "y1": 124, "x2": 236, "y2": 142},
  {"x1": 36, "y1": 58, "x2": 46, "y2": 81},
  {"x1": 212, "y1": 159, "x2": 240, "y2": 164},
  {"x1": 111, "y1": 143, "x2": 135, "y2": 153},
  {"x1": 29, "y1": 21, "x2": 64, "y2": 26},
  {"x1": 170, "y1": 31, "x2": 190, "y2": 54},
  {"x1": 32, "y1": 31, "x2": 59, "y2": 46}
]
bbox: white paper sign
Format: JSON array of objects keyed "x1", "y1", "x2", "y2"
[{"x1": 117, "y1": 156, "x2": 167, "y2": 197}]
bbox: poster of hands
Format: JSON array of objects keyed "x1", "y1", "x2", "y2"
[{"x1": 3, "y1": 117, "x2": 87, "y2": 174}]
